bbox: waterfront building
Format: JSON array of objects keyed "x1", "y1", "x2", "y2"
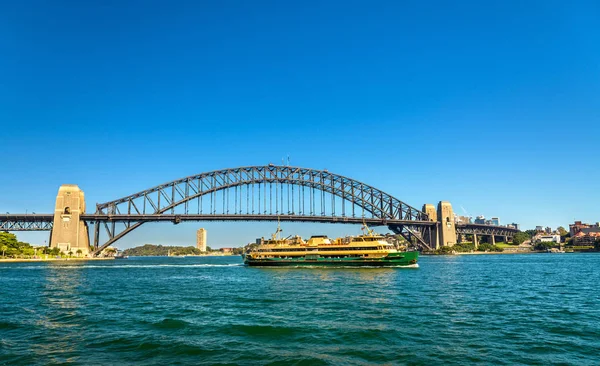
[
  {"x1": 572, "y1": 226, "x2": 600, "y2": 245},
  {"x1": 569, "y1": 221, "x2": 600, "y2": 237},
  {"x1": 220, "y1": 248, "x2": 233, "y2": 253},
  {"x1": 535, "y1": 234, "x2": 561, "y2": 244},
  {"x1": 196, "y1": 228, "x2": 207, "y2": 252},
  {"x1": 474, "y1": 216, "x2": 486, "y2": 224}
]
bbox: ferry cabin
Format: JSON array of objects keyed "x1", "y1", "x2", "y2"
[{"x1": 248, "y1": 235, "x2": 398, "y2": 260}]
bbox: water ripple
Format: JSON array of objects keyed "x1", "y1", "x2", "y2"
[{"x1": 0, "y1": 254, "x2": 599, "y2": 365}]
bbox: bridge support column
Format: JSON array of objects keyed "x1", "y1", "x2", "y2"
[
  {"x1": 50, "y1": 185, "x2": 90, "y2": 257},
  {"x1": 422, "y1": 204, "x2": 439, "y2": 249},
  {"x1": 437, "y1": 201, "x2": 457, "y2": 247},
  {"x1": 490, "y1": 234, "x2": 496, "y2": 246},
  {"x1": 457, "y1": 233, "x2": 464, "y2": 244},
  {"x1": 473, "y1": 233, "x2": 478, "y2": 249},
  {"x1": 503, "y1": 235, "x2": 508, "y2": 243}
]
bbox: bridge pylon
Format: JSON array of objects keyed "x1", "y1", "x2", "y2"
[
  {"x1": 437, "y1": 201, "x2": 457, "y2": 247},
  {"x1": 422, "y1": 204, "x2": 439, "y2": 249},
  {"x1": 50, "y1": 185, "x2": 90, "y2": 256}
]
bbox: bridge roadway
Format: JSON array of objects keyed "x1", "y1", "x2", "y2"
[
  {"x1": 0, "y1": 214, "x2": 517, "y2": 237},
  {"x1": 0, "y1": 213, "x2": 433, "y2": 229},
  {"x1": 456, "y1": 223, "x2": 518, "y2": 237}
]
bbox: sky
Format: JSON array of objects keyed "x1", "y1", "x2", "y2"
[{"x1": 1, "y1": 1, "x2": 599, "y2": 248}]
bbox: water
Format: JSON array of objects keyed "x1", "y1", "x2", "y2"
[{"x1": 1, "y1": 254, "x2": 599, "y2": 365}]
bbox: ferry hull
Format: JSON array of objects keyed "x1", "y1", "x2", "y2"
[{"x1": 244, "y1": 251, "x2": 418, "y2": 267}]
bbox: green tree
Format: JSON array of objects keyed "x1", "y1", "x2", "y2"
[
  {"x1": 0, "y1": 244, "x2": 6, "y2": 257},
  {"x1": 0, "y1": 232, "x2": 18, "y2": 257},
  {"x1": 436, "y1": 246, "x2": 454, "y2": 255},
  {"x1": 49, "y1": 247, "x2": 60, "y2": 256},
  {"x1": 513, "y1": 232, "x2": 531, "y2": 245},
  {"x1": 534, "y1": 241, "x2": 553, "y2": 251},
  {"x1": 557, "y1": 226, "x2": 568, "y2": 237},
  {"x1": 76, "y1": 249, "x2": 82, "y2": 257},
  {"x1": 451, "y1": 243, "x2": 475, "y2": 253},
  {"x1": 22, "y1": 246, "x2": 34, "y2": 257},
  {"x1": 525, "y1": 229, "x2": 538, "y2": 237}
]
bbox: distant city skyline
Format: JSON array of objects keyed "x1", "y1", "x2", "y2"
[{"x1": 1, "y1": 1, "x2": 599, "y2": 248}]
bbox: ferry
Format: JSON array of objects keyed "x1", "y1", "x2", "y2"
[{"x1": 242, "y1": 223, "x2": 418, "y2": 267}]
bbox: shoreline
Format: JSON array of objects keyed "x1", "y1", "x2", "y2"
[
  {"x1": 455, "y1": 251, "x2": 539, "y2": 255},
  {"x1": 424, "y1": 251, "x2": 595, "y2": 256},
  {"x1": 423, "y1": 251, "x2": 542, "y2": 256},
  {"x1": 0, "y1": 257, "x2": 115, "y2": 263}
]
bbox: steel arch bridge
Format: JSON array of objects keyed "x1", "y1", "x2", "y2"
[{"x1": 86, "y1": 165, "x2": 436, "y2": 255}]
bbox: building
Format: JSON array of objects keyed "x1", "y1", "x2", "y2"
[
  {"x1": 454, "y1": 215, "x2": 472, "y2": 225},
  {"x1": 569, "y1": 221, "x2": 600, "y2": 237},
  {"x1": 573, "y1": 231, "x2": 600, "y2": 245},
  {"x1": 545, "y1": 227, "x2": 552, "y2": 234},
  {"x1": 489, "y1": 217, "x2": 500, "y2": 226},
  {"x1": 196, "y1": 228, "x2": 207, "y2": 252},
  {"x1": 572, "y1": 227, "x2": 600, "y2": 245},
  {"x1": 474, "y1": 216, "x2": 486, "y2": 224},
  {"x1": 536, "y1": 234, "x2": 561, "y2": 244},
  {"x1": 220, "y1": 248, "x2": 233, "y2": 253},
  {"x1": 535, "y1": 226, "x2": 544, "y2": 232},
  {"x1": 507, "y1": 223, "x2": 520, "y2": 230}
]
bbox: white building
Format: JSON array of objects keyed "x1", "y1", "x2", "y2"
[{"x1": 536, "y1": 234, "x2": 560, "y2": 243}]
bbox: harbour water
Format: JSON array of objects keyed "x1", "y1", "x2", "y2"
[{"x1": 1, "y1": 254, "x2": 599, "y2": 365}]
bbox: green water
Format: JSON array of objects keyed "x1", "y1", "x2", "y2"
[{"x1": 1, "y1": 254, "x2": 599, "y2": 365}]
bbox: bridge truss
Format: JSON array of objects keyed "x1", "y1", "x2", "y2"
[
  {"x1": 0, "y1": 215, "x2": 53, "y2": 231},
  {"x1": 456, "y1": 224, "x2": 518, "y2": 237},
  {"x1": 90, "y1": 165, "x2": 435, "y2": 254}
]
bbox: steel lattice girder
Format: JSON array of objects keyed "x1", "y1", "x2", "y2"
[
  {"x1": 0, "y1": 215, "x2": 53, "y2": 231},
  {"x1": 456, "y1": 224, "x2": 519, "y2": 237},
  {"x1": 90, "y1": 165, "x2": 434, "y2": 255},
  {"x1": 388, "y1": 223, "x2": 436, "y2": 251},
  {"x1": 96, "y1": 166, "x2": 429, "y2": 221}
]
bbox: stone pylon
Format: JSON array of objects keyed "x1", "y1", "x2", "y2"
[
  {"x1": 50, "y1": 185, "x2": 90, "y2": 256},
  {"x1": 422, "y1": 204, "x2": 439, "y2": 249},
  {"x1": 437, "y1": 201, "x2": 457, "y2": 247}
]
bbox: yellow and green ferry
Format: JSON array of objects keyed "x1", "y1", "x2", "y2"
[{"x1": 242, "y1": 224, "x2": 418, "y2": 267}]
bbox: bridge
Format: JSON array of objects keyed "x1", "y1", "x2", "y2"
[{"x1": 0, "y1": 165, "x2": 518, "y2": 256}]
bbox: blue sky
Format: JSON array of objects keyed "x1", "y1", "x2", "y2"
[{"x1": 1, "y1": 1, "x2": 598, "y2": 248}]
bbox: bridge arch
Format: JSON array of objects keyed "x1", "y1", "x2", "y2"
[{"x1": 91, "y1": 165, "x2": 432, "y2": 255}]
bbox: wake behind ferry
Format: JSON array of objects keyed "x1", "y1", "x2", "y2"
[{"x1": 243, "y1": 223, "x2": 418, "y2": 267}]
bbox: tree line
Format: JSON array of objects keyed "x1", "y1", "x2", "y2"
[
  {"x1": 122, "y1": 244, "x2": 245, "y2": 256},
  {"x1": 0, "y1": 232, "x2": 85, "y2": 258}
]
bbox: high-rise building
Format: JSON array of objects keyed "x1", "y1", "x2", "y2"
[
  {"x1": 507, "y1": 223, "x2": 520, "y2": 230},
  {"x1": 490, "y1": 217, "x2": 500, "y2": 226},
  {"x1": 474, "y1": 216, "x2": 486, "y2": 224},
  {"x1": 196, "y1": 228, "x2": 207, "y2": 252}
]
